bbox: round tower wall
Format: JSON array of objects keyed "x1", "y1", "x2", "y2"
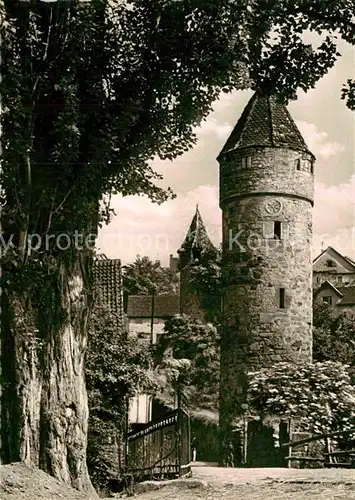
[
  {"x1": 222, "y1": 194, "x2": 313, "y2": 368},
  {"x1": 219, "y1": 146, "x2": 314, "y2": 443},
  {"x1": 220, "y1": 147, "x2": 314, "y2": 207}
]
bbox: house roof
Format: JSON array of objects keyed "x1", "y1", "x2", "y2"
[
  {"x1": 337, "y1": 286, "x2": 355, "y2": 306},
  {"x1": 178, "y1": 205, "x2": 216, "y2": 257},
  {"x1": 127, "y1": 295, "x2": 180, "y2": 318},
  {"x1": 93, "y1": 258, "x2": 124, "y2": 322},
  {"x1": 314, "y1": 280, "x2": 344, "y2": 297},
  {"x1": 314, "y1": 280, "x2": 355, "y2": 306},
  {"x1": 218, "y1": 92, "x2": 313, "y2": 158},
  {"x1": 313, "y1": 246, "x2": 355, "y2": 272},
  {"x1": 345, "y1": 255, "x2": 355, "y2": 267}
]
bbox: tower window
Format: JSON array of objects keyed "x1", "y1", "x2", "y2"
[
  {"x1": 296, "y1": 159, "x2": 301, "y2": 171},
  {"x1": 241, "y1": 157, "x2": 252, "y2": 168},
  {"x1": 192, "y1": 246, "x2": 201, "y2": 262},
  {"x1": 310, "y1": 161, "x2": 314, "y2": 174},
  {"x1": 274, "y1": 221, "x2": 282, "y2": 239},
  {"x1": 279, "y1": 288, "x2": 285, "y2": 309}
]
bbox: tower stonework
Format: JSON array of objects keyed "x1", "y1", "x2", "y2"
[{"x1": 218, "y1": 93, "x2": 315, "y2": 463}]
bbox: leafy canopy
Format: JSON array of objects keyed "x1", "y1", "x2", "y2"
[
  {"x1": 246, "y1": 361, "x2": 355, "y2": 436},
  {"x1": 154, "y1": 314, "x2": 220, "y2": 412},
  {"x1": 313, "y1": 303, "x2": 355, "y2": 381},
  {"x1": 1, "y1": 0, "x2": 355, "y2": 260},
  {"x1": 123, "y1": 255, "x2": 179, "y2": 298}
]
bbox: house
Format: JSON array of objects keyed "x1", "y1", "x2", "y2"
[
  {"x1": 313, "y1": 246, "x2": 355, "y2": 289},
  {"x1": 314, "y1": 280, "x2": 355, "y2": 310},
  {"x1": 126, "y1": 294, "x2": 180, "y2": 427},
  {"x1": 126, "y1": 294, "x2": 180, "y2": 345}
]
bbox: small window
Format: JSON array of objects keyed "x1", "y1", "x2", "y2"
[
  {"x1": 316, "y1": 277, "x2": 320, "y2": 283},
  {"x1": 296, "y1": 159, "x2": 301, "y2": 171},
  {"x1": 337, "y1": 275, "x2": 342, "y2": 284},
  {"x1": 137, "y1": 332, "x2": 150, "y2": 339},
  {"x1": 279, "y1": 288, "x2": 285, "y2": 309},
  {"x1": 323, "y1": 296, "x2": 332, "y2": 306},
  {"x1": 274, "y1": 221, "x2": 282, "y2": 239},
  {"x1": 192, "y1": 245, "x2": 201, "y2": 262},
  {"x1": 326, "y1": 259, "x2": 335, "y2": 268},
  {"x1": 241, "y1": 157, "x2": 251, "y2": 168},
  {"x1": 310, "y1": 161, "x2": 314, "y2": 174}
]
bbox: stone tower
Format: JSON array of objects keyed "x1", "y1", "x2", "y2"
[
  {"x1": 178, "y1": 205, "x2": 218, "y2": 322},
  {"x1": 218, "y1": 93, "x2": 315, "y2": 461}
]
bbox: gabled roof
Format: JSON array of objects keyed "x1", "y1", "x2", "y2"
[
  {"x1": 178, "y1": 205, "x2": 216, "y2": 257},
  {"x1": 345, "y1": 255, "x2": 355, "y2": 267},
  {"x1": 337, "y1": 286, "x2": 355, "y2": 306},
  {"x1": 127, "y1": 295, "x2": 180, "y2": 318},
  {"x1": 218, "y1": 92, "x2": 313, "y2": 158},
  {"x1": 93, "y1": 258, "x2": 124, "y2": 323},
  {"x1": 314, "y1": 281, "x2": 355, "y2": 306},
  {"x1": 313, "y1": 246, "x2": 355, "y2": 272},
  {"x1": 314, "y1": 280, "x2": 344, "y2": 297}
]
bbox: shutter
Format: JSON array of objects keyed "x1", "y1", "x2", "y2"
[
  {"x1": 263, "y1": 221, "x2": 274, "y2": 239},
  {"x1": 281, "y1": 222, "x2": 289, "y2": 240}
]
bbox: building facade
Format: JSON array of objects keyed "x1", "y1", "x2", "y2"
[
  {"x1": 218, "y1": 93, "x2": 315, "y2": 464},
  {"x1": 126, "y1": 295, "x2": 180, "y2": 345},
  {"x1": 313, "y1": 246, "x2": 355, "y2": 289}
]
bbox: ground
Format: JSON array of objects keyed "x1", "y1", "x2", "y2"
[
  {"x1": 0, "y1": 463, "x2": 99, "y2": 500},
  {"x1": 132, "y1": 466, "x2": 355, "y2": 500},
  {"x1": 2, "y1": 463, "x2": 355, "y2": 499}
]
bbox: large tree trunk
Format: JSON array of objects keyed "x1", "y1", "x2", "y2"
[{"x1": 1, "y1": 257, "x2": 97, "y2": 496}]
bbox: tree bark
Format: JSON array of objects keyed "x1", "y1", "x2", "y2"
[{"x1": 1, "y1": 258, "x2": 97, "y2": 496}]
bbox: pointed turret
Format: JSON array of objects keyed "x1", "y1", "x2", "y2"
[
  {"x1": 178, "y1": 205, "x2": 216, "y2": 268},
  {"x1": 178, "y1": 206, "x2": 218, "y2": 321},
  {"x1": 218, "y1": 93, "x2": 314, "y2": 159}
]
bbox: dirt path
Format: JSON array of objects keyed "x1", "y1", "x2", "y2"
[{"x1": 133, "y1": 467, "x2": 355, "y2": 500}]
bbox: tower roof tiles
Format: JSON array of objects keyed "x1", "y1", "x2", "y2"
[
  {"x1": 178, "y1": 205, "x2": 216, "y2": 257},
  {"x1": 219, "y1": 92, "x2": 314, "y2": 158}
]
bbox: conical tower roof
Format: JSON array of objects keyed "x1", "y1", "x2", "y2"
[
  {"x1": 218, "y1": 93, "x2": 314, "y2": 159},
  {"x1": 178, "y1": 205, "x2": 216, "y2": 257}
]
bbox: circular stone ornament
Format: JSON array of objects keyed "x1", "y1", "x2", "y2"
[{"x1": 264, "y1": 198, "x2": 282, "y2": 215}]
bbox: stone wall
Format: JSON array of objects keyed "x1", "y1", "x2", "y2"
[{"x1": 220, "y1": 147, "x2": 314, "y2": 205}]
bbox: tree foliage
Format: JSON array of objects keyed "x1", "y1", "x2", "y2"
[
  {"x1": 123, "y1": 255, "x2": 179, "y2": 299},
  {"x1": 246, "y1": 362, "x2": 355, "y2": 436},
  {"x1": 313, "y1": 303, "x2": 355, "y2": 381},
  {"x1": 155, "y1": 314, "x2": 219, "y2": 411},
  {"x1": 86, "y1": 302, "x2": 153, "y2": 490},
  {"x1": 187, "y1": 247, "x2": 222, "y2": 324}
]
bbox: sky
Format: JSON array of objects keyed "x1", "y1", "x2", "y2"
[{"x1": 97, "y1": 37, "x2": 355, "y2": 266}]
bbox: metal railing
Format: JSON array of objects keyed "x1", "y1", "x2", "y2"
[
  {"x1": 126, "y1": 408, "x2": 191, "y2": 480},
  {"x1": 281, "y1": 426, "x2": 355, "y2": 468}
]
